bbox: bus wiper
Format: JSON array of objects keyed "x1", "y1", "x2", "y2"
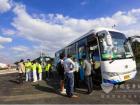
[
  {"x1": 109, "y1": 58, "x2": 117, "y2": 63},
  {"x1": 109, "y1": 60, "x2": 115, "y2": 64},
  {"x1": 109, "y1": 57, "x2": 124, "y2": 63}
]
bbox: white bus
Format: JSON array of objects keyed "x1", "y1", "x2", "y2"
[{"x1": 55, "y1": 27, "x2": 138, "y2": 87}]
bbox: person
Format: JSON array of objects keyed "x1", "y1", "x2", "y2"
[
  {"x1": 90, "y1": 59, "x2": 96, "y2": 86},
  {"x1": 79, "y1": 59, "x2": 84, "y2": 81},
  {"x1": 17, "y1": 59, "x2": 25, "y2": 84},
  {"x1": 25, "y1": 59, "x2": 32, "y2": 82},
  {"x1": 56, "y1": 54, "x2": 66, "y2": 94},
  {"x1": 63, "y1": 54, "x2": 79, "y2": 98},
  {"x1": 82, "y1": 55, "x2": 93, "y2": 94},
  {"x1": 49, "y1": 61, "x2": 54, "y2": 78},
  {"x1": 45, "y1": 61, "x2": 51, "y2": 80},
  {"x1": 32, "y1": 61, "x2": 37, "y2": 82},
  {"x1": 50, "y1": 64, "x2": 55, "y2": 78},
  {"x1": 73, "y1": 58, "x2": 80, "y2": 89},
  {"x1": 48, "y1": 61, "x2": 53, "y2": 78},
  {"x1": 36, "y1": 62, "x2": 42, "y2": 81}
]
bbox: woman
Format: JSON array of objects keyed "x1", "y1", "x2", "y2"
[{"x1": 17, "y1": 59, "x2": 25, "y2": 84}]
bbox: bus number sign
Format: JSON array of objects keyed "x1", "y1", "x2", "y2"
[{"x1": 124, "y1": 75, "x2": 130, "y2": 80}]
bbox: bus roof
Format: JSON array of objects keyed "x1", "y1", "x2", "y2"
[
  {"x1": 68, "y1": 27, "x2": 121, "y2": 46},
  {"x1": 55, "y1": 27, "x2": 121, "y2": 54}
]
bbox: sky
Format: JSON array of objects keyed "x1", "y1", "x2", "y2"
[{"x1": 0, "y1": 0, "x2": 140, "y2": 64}]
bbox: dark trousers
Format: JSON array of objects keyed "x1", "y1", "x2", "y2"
[
  {"x1": 49, "y1": 71, "x2": 53, "y2": 78},
  {"x1": 74, "y1": 72, "x2": 79, "y2": 89},
  {"x1": 19, "y1": 73, "x2": 24, "y2": 84},
  {"x1": 46, "y1": 71, "x2": 49, "y2": 79},
  {"x1": 65, "y1": 72, "x2": 74, "y2": 97},
  {"x1": 85, "y1": 75, "x2": 93, "y2": 93}
]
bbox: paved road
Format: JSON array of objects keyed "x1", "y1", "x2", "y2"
[
  {"x1": 0, "y1": 69, "x2": 17, "y2": 75},
  {"x1": 0, "y1": 65, "x2": 140, "y2": 104}
]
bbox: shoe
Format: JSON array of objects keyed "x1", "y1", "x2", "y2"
[
  {"x1": 70, "y1": 95, "x2": 79, "y2": 98},
  {"x1": 87, "y1": 91, "x2": 93, "y2": 95},
  {"x1": 63, "y1": 89, "x2": 66, "y2": 92},
  {"x1": 60, "y1": 91, "x2": 66, "y2": 94},
  {"x1": 60, "y1": 89, "x2": 66, "y2": 94},
  {"x1": 46, "y1": 78, "x2": 49, "y2": 81}
]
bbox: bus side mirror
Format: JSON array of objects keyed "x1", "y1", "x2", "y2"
[{"x1": 127, "y1": 35, "x2": 140, "y2": 44}]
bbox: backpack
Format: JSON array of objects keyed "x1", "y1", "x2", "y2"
[{"x1": 56, "y1": 61, "x2": 64, "y2": 75}]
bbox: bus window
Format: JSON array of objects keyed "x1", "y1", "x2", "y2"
[
  {"x1": 69, "y1": 44, "x2": 76, "y2": 57},
  {"x1": 78, "y1": 39, "x2": 87, "y2": 59},
  {"x1": 78, "y1": 46, "x2": 86, "y2": 59},
  {"x1": 98, "y1": 31, "x2": 134, "y2": 60}
]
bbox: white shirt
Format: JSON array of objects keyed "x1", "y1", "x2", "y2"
[
  {"x1": 74, "y1": 61, "x2": 79, "y2": 72},
  {"x1": 63, "y1": 58, "x2": 75, "y2": 73},
  {"x1": 59, "y1": 59, "x2": 64, "y2": 65}
]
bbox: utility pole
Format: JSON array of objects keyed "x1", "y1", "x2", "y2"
[{"x1": 112, "y1": 24, "x2": 116, "y2": 29}]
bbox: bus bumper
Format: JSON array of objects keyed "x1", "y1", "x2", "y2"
[{"x1": 103, "y1": 70, "x2": 137, "y2": 84}]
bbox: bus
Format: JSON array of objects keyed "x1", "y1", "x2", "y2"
[{"x1": 55, "y1": 27, "x2": 138, "y2": 87}]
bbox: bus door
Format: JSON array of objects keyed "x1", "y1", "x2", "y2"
[
  {"x1": 87, "y1": 35, "x2": 99, "y2": 61},
  {"x1": 87, "y1": 35, "x2": 100, "y2": 63},
  {"x1": 87, "y1": 35, "x2": 102, "y2": 84}
]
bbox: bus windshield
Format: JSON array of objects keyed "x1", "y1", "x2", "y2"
[{"x1": 99, "y1": 31, "x2": 134, "y2": 60}]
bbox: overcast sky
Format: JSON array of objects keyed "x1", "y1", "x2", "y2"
[{"x1": 0, "y1": 0, "x2": 140, "y2": 64}]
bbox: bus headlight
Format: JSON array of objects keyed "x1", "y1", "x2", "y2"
[{"x1": 103, "y1": 72, "x2": 119, "y2": 77}]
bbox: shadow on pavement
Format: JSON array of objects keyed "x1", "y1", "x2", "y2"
[
  {"x1": 33, "y1": 84, "x2": 68, "y2": 98},
  {"x1": 33, "y1": 84, "x2": 56, "y2": 93},
  {"x1": 9, "y1": 80, "x2": 20, "y2": 84},
  {"x1": 75, "y1": 89, "x2": 87, "y2": 94}
]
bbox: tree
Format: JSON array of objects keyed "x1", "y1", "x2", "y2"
[{"x1": 131, "y1": 40, "x2": 140, "y2": 63}]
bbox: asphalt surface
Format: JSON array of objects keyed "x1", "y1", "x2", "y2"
[{"x1": 0, "y1": 64, "x2": 140, "y2": 104}]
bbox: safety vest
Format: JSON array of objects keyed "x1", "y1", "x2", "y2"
[
  {"x1": 25, "y1": 62, "x2": 32, "y2": 69},
  {"x1": 25, "y1": 62, "x2": 31, "y2": 72},
  {"x1": 45, "y1": 63, "x2": 51, "y2": 72},
  {"x1": 32, "y1": 63, "x2": 36, "y2": 71},
  {"x1": 37, "y1": 64, "x2": 42, "y2": 73}
]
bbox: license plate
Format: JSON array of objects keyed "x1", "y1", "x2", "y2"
[{"x1": 124, "y1": 75, "x2": 130, "y2": 80}]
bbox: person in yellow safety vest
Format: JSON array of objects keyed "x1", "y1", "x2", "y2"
[
  {"x1": 25, "y1": 59, "x2": 32, "y2": 82},
  {"x1": 32, "y1": 61, "x2": 37, "y2": 82},
  {"x1": 36, "y1": 62, "x2": 42, "y2": 81},
  {"x1": 45, "y1": 61, "x2": 51, "y2": 80}
]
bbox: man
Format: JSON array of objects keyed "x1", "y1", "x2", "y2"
[
  {"x1": 82, "y1": 55, "x2": 93, "y2": 94},
  {"x1": 25, "y1": 59, "x2": 32, "y2": 82},
  {"x1": 73, "y1": 58, "x2": 80, "y2": 89},
  {"x1": 32, "y1": 61, "x2": 37, "y2": 82},
  {"x1": 36, "y1": 62, "x2": 42, "y2": 81},
  {"x1": 45, "y1": 61, "x2": 51, "y2": 80},
  {"x1": 17, "y1": 59, "x2": 25, "y2": 84},
  {"x1": 56, "y1": 54, "x2": 66, "y2": 94},
  {"x1": 63, "y1": 54, "x2": 78, "y2": 98}
]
